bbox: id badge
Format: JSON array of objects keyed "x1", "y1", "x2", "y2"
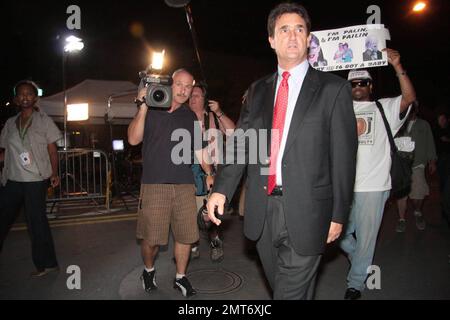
[{"x1": 19, "y1": 152, "x2": 32, "y2": 167}]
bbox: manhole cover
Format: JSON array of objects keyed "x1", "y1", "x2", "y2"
[
  {"x1": 188, "y1": 268, "x2": 243, "y2": 295},
  {"x1": 119, "y1": 266, "x2": 244, "y2": 299}
]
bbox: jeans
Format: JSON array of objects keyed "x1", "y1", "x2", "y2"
[
  {"x1": 0, "y1": 180, "x2": 58, "y2": 270},
  {"x1": 340, "y1": 191, "x2": 390, "y2": 291}
]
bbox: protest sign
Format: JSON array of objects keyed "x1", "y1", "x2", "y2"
[{"x1": 308, "y1": 24, "x2": 390, "y2": 72}]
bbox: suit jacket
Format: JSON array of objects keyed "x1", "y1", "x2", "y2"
[{"x1": 213, "y1": 67, "x2": 358, "y2": 256}]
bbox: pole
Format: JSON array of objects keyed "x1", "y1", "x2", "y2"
[
  {"x1": 184, "y1": 4, "x2": 206, "y2": 83},
  {"x1": 62, "y1": 51, "x2": 68, "y2": 151}
]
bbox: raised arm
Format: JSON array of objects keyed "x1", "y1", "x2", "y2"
[
  {"x1": 128, "y1": 88, "x2": 148, "y2": 146},
  {"x1": 208, "y1": 100, "x2": 236, "y2": 136},
  {"x1": 384, "y1": 48, "x2": 416, "y2": 113}
]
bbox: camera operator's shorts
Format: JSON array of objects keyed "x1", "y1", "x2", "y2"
[
  {"x1": 409, "y1": 167, "x2": 430, "y2": 200},
  {"x1": 136, "y1": 184, "x2": 199, "y2": 246}
]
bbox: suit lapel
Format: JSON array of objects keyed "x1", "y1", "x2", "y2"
[
  {"x1": 283, "y1": 67, "x2": 321, "y2": 156},
  {"x1": 262, "y1": 72, "x2": 278, "y2": 131}
]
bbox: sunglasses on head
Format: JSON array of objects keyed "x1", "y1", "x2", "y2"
[{"x1": 351, "y1": 80, "x2": 371, "y2": 88}]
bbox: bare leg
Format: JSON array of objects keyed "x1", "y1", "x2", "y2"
[
  {"x1": 141, "y1": 240, "x2": 159, "y2": 269},
  {"x1": 411, "y1": 198, "x2": 426, "y2": 230},
  {"x1": 411, "y1": 199, "x2": 424, "y2": 214},
  {"x1": 397, "y1": 197, "x2": 408, "y2": 220},
  {"x1": 174, "y1": 242, "x2": 191, "y2": 275}
]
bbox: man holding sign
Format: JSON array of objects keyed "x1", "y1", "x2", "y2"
[{"x1": 340, "y1": 48, "x2": 416, "y2": 300}]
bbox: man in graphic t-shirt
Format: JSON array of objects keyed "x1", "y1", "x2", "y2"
[{"x1": 340, "y1": 48, "x2": 417, "y2": 300}]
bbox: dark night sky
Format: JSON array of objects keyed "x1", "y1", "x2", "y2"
[{"x1": 2, "y1": 0, "x2": 449, "y2": 120}]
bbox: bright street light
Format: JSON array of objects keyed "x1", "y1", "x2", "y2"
[
  {"x1": 64, "y1": 36, "x2": 84, "y2": 53},
  {"x1": 413, "y1": 1, "x2": 427, "y2": 13},
  {"x1": 62, "y1": 35, "x2": 85, "y2": 150}
]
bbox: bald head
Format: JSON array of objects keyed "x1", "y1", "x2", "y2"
[{"x1": 172, "y1": 69, "x2": 195, "y2": 106}]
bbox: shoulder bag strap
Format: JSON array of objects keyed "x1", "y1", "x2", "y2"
[{"x1": 375, "y1": 100, "x2": 398, "y2": 154}]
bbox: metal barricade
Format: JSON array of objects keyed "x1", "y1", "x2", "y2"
[{"x1": 48, "y1": 149, "x2": 111, "y2": 212}]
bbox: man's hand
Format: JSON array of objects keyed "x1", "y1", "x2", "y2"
[
  {"x1": 137, "y1": 87, "x2": 147, "y2": 101},
  {"x1": 208, "y1": 100, "x2": 221, "y2": 115},
  {"x1": 207, "y1": 193, "x2": 226, "y2": 226},
  {"x1": 383, "y1": 48, "x2": 402, "y2": 70},
  {"x1": 327, "y1": 222, "x2": 343, "y2": 244},
  {"x1": 50, "y1": 175, "x2": 60, "y2": 188}
]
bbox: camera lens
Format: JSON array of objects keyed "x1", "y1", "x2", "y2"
[{"x1": 153, "y1": 90, "x2": 166, "y2": 103}]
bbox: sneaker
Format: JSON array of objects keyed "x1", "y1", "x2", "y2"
[
  {"x1": 396, "y1": 219, "x2": 406, "y2": 233},
  {"x1": 141, "y1": 270, "x2": 157, "y2": 292},
  {"x1": 174, "y1": 276, "x2": 197, "y2": 297},
  {"x1": 31, "y1": 266, "x2": 60, "y2": 278},
  {"x1": 191, "y1": 246, "x2": 200, "y2": 260},
  {"x1": 415, "y1": 213, "x2": 426, "y2": 231},
  {"x1": 210, "y1": 238, "x2": 224, "y2": 263}
]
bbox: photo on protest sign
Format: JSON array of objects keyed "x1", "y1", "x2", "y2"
[{"x1": 308, "y1": 24, "x2": 390, "y2": 72}]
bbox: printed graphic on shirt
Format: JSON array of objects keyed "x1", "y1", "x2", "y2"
[{"x1": 356, "y1": 111, "x2": 376, "y2": 145}]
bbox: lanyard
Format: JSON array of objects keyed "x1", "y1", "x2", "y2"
[{"x1": 19, "y1": 115, "x2": 33, "y2": 142}]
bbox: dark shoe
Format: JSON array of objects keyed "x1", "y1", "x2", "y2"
[
  {"x1": 31, "y1": 266, "x2": 60, "y2": 278},
  {"x1": 344, "y1": 288, "x2": 361, "y2": 300},
  {"x1": 174, "y1": 276, "x2": 197, "y2": 297},
  {"x1": 210, "y1": 238, "x2": 224, "y2": 263},
  {"x1": 141, "y1": 270, "x2": 157, "y2": 292},
  {"x1": 415, "y1": 213, "x2": 426, "y2": 231},
  {"x1": 395, "y1": 219, "x2": 406, "y2": 233}
]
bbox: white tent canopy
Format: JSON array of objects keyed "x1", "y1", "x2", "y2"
[{"x1": 39, "y1": 79, "x2": 138, "y2": 125}]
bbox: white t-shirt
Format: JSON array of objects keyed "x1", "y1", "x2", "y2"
[{"x1": 354, "y1": 96, "x2": 410, "y2": 192}]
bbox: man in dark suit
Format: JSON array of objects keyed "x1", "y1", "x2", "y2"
[{"x1": 207, "y1": 2, "x2": 358, "y2": 300}]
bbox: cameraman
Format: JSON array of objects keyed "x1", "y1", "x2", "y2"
[
  {"x1": 189, "y1": 83, "x2": 235, "y2": 263},
  {"x1": 128, "y1": 69, "x2": 214, "y2": 297}
]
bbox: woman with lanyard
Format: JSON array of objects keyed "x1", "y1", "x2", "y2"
[{"x1": 0, "y1": 80, "x2": 61, "y2": 277}]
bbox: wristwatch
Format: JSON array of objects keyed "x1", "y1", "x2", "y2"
[
  {"x1": 134, "y1": 98, "x2": 146, "y2": 108},
  {"x1": 216, "y1": 111, "x2": 225, "y2": 119}
]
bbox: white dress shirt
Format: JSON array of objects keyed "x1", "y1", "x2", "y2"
[{"x1": 274, "y1": 60, "x2": 310, "y2": 186}]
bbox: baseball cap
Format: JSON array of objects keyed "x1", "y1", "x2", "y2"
[{"x1": 348, "y1": 70, "x2": 372, "y2": 81}]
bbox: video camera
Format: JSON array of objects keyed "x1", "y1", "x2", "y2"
[{"x1": 138, "y1": 71, "x2": 173, "y2": 109}]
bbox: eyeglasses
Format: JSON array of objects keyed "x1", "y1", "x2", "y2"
[{"x1": 351, "y1": 80, "x2": 371, "y2": 88}]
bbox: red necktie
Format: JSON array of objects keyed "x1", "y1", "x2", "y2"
[{"x1": 268, "y1": 71, "x2": 290, "y2": 195}]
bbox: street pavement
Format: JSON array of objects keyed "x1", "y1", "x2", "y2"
[{"x1": 1, "y1": 189, "x2": 449, "y2": 300}]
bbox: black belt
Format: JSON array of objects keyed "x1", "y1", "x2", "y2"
[{"x1": 270, "y1": 186, "x2": 283, "y2": 196}]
